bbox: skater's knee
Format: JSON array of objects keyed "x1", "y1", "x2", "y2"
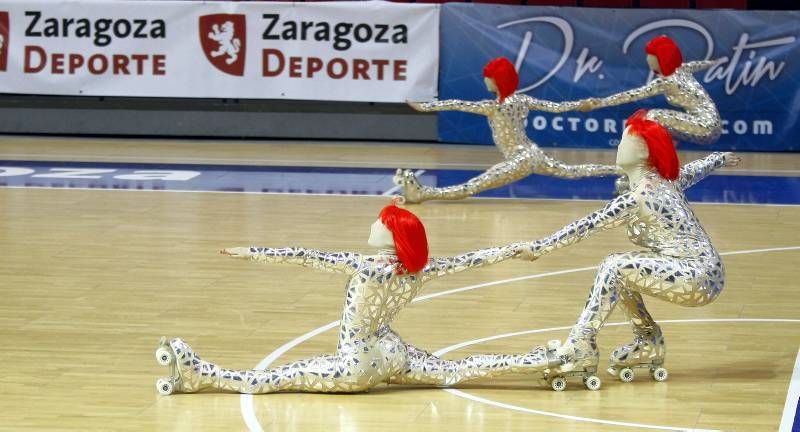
[{"x1": 598, "y1": 254, "x2": 628, "y2": 273}]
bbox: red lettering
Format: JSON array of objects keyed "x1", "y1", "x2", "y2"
[
  {"x1": 130, "y1": 54, "x2": 147, "y2": 74},
  {"x1": 23, "y1": 46, "x2": 165, "y2": 76},
  {"x1": 307, "y1": 57, "x2": 323, "y2": 78},
  {"x1": 372, "y1": 59, "x2": 388, "y2": 80},
  {"x1": 69, "y1": 54, "x2": 84, "y2": 74},
  {"x1": 51, "y1": 53, "x2": 65, "y2": 74},
  {"x1": 327, "y1": 58, "x2": 347, "y2": 79},
  {"x1": 152, "y1": 55, "x2": 166, "y2": 75},
  {"x1": 24, "y1": 45, "x2": 46, "y2": 73},
  {"x1": 88, "y1": 54, "x2": 108, "y2": 75},
  {"x1": 262, "y1": 49, "x2": 284, "y2": 77},
  {"x1": 352, "y1": 59, "x2": 369, "y2": 80},
  {"x1": 289, "y1": 56, "x2": 303, "y2": 78},
  {"x1": 113, "y1": 55, "x2": 130, "y2": 75},
  {"x1": 394, "y1": 60, "x2": 407, "y2": 81}
]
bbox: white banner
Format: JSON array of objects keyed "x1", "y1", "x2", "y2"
[{"x1": 0, "y1": 0, "x2": 439, "y2": 102}]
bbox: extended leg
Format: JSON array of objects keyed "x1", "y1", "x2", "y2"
[
  {"x1": 156, "y1": 338, "x2": 390, "y2": 394},
  {"x1": 645, "y1": 109, "x2": 721, "y2": 145},
  {"x1": 394, "y1": 153, "x2": 534, "y2": 203},
  {"x1": 387, "y1": 342, "x2": 562, "y2": 386}
]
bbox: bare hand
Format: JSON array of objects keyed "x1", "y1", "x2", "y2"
[
  {"x1": 722, "y1": 152, "x2": 741, "y2": 167},
  {"x1": 407, "y1": 101, "x2": 425, "y2": 112},
  {"x1": 577, "y1": 98, "x2": 599, "y2": 112},
  {"x1": 512, "y1": 242, "x2": 538, "y2": 261},
  {"x1": 220, "y1": 247, "x2": 250, "y2": 258}
]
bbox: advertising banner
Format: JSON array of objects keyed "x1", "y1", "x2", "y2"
[
  {"x1": 0, "y1": 0, "x2": 439, "y2": 102},
  {"x1": 438, "y1": 4, "x2": 799, "y2": 151}
]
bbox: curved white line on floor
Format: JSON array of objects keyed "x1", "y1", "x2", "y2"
[
  {"x1": 241, "y1": 245, "x2": 800, "y2": 431},
  {"x1": 436, "y1": 318, "x2": 800, "y2": 432}
]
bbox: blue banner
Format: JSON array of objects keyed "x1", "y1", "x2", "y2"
[{"x1": 438, "y1": 4, "x2": 800, "y2": 151}]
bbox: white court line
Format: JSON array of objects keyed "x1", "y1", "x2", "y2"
[
  {"x1": 779, "y1": 348, "x2": 800, "y2": 432},
  {"x1": 381, "y1": 169, "x2": 426, "y2": 196},
  {"x1": 240, "y1": 245, "x2": 800, "y2": 431},
  {"x1": 443, "y1": 390, "x2": 719, "y2": 432},
  {"x1": 432, "y1": 319, "x2": 800, "y2": 357},
  {"x1": 239, "y1": 320, "x2": 340, "y2": 432},
  {"x1": 433, "y1": 319, "x2": 799, "y2": 432}
]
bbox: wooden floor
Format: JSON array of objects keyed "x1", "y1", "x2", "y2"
[{"x1": 1, "y1": 136, "x2": 799, "y2": 431}]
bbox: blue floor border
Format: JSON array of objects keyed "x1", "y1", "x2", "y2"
[{"x1": 1, "y1": 160, "x2": 798, "y2": 205}]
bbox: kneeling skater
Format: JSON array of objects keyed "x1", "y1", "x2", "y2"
[{"x1": 516, "y1": 110, "x2": 738, "y2": 390}]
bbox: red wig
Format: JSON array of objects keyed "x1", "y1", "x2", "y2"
[
  {"x1": 625, "y1": 110, "x2": 679, "y2": 181},
  {"x1": 483, "y1": 57, "x2": 519, "y2": 102},
  {"x1": 379, "y1": 204, "x2": 429, "y2": 273},
  {"x1": 645, "y1": 35, "x2": 683, "y2": 76}
]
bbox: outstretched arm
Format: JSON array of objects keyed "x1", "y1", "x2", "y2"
[
  {"x1": 677, "y1": 152, "x2": 739, "y2": 190},
  {"x1": 421, "y1": 243, "x2": 520, "y2": 282},
  {"x1": 681, "y1": 60, "x2": 719, "y2": 74},
  {"x1": 594, "y1": 78, "x2": 666, "y2": 109},
  {"x1": 409, "y1": 99, "x2": 495, "y2": 116},
  {"x1": 519, "y1": 193, "x2": 637, "y2": 260},
  {"x1": 516, "y1": 94, "x2": 581, "y2": 113},
  {"x1": 221, "y1": 247, "x2": 362, "y2": 275}
]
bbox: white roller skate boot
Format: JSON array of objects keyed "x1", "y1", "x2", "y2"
[
  {"x1": 155, "y1": 337, "x2": 221, "y2": 394},
  {"x1": 534, "y1": 339, "x2": 603, "y2": 391},
  {"x1": 392, "y1": 169, "x2": 426, "y2": 204},
  {"x1": 607, "y1": 328, "x2": 667, "y2": 383}
]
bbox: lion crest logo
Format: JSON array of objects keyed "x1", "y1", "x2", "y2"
[
  {"x1": 0, "y1": 12, "x2": 9, "y2": 72},
  {"x1": 199, "y1": 14, "x2": 246, "y2": 76}
]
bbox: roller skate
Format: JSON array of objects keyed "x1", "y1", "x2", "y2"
[
  {"x1": 392, "y1": 169, "x2": 426, "y2": 204},
  {"x1": 155, "y1": 336, "x2": 221, "y2": 395},
  {"x1": 534, "y1": 340, "x2": 603, "y2": 391},
  {"x1": 606, "y1": 329, "x2": 668, "y2": 383}
]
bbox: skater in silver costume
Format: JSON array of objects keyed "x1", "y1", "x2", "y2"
[
  {"x1": 155, "y1": 203, "x2": 570, "y2": 395},
  {"x1": 577, "y1": 35, "x2": 721, "y2": 145},
  {"x1": 395, "y1": 57, "x2": 620, "y2": 204},
  {"x1": 516, "y1": 110, "x2": 739, "y2": 389}
]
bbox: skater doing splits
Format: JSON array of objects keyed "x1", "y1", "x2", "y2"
[
  {"x1": 517, "y1": 110, "x2": 739, "y2": 384},
  {"x1": 577, "y1": 35, "x2": 722, "y2": 145},
  {"x1": 155, "y1": 203, "x2": 566, "y2": 395},
  {"x1": 395, "y1": 57, "x2": 620, "y2": 204}
]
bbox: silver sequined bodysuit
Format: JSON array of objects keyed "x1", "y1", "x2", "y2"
[
  {"x1": 164, "y1": 244, "x2": 563, "y2": 394},
  {"x1": 591, "y1": 61, "x2": 721, "y2": 145},
  {"x1": 395, "y1": 94, "x2": 620, "y2": 203},
  {"x1": 521, "y1": 152, "x2": 729, "y2": 368}
]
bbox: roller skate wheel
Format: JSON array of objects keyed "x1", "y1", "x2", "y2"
[
  {"x1": 651, "y1": 367, "x2": 668, "y2": 382},
  {"x1": 607, "y1": 367, "x2": 619, "y2": 377},
  {"x1": 550, "y1": 376, "x2": 567, "y2": 392},
  {"x1": 156, "y1": 378, "x2": 174, "y2": 395},
  {"x1": 619, "y1": 367, "x2": 635, "y2": 383},
  {"x1": 547, "y1": 339, "x2": 562, "y2": 350},
  {"x1": 583, "y1": 375, "x2": 602, "y2": 391},
  {"x1": 155, "y1": 347, "x2": 173, "y2": 366}
]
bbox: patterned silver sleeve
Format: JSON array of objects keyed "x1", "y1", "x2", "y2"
[
  {"x1": 677, "y1": 152, "x2": 728, "y2": 190},
  {"x1": 517, "y1": 94, "x2": 581, "y2": 113},
  {"x1": 421, "y1": 244, "x2": 520, "y2": 281},
  {"x1": 419, "y1": 99, "x2": 494, "y2": 115},
  {"x1": 246, "y1": 247, "x2": 362, "y2": 274},
  {"x1": 597, "y1": 79, "x2": 666, "y2": 108},
  {"x1": 681, "y1": 60, "x2": 718, "y2": 74},
  {"x1": 522, "y1": 193, "x2": 637, "y2": 260}
]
